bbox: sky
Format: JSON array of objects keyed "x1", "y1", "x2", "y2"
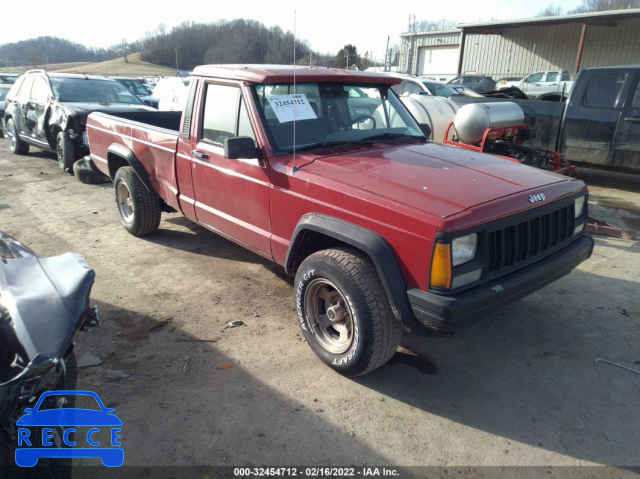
[{"x1": 1, "y1": 0, "x2": 585, "y2": 60}]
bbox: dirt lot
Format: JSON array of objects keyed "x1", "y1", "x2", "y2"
[{"x1": 1, "y1": 146, "x2": 639, "y2": 477}]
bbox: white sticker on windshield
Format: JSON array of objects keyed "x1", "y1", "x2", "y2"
[{"x1": 267, "y1": 94, "x2": 317, "y2": 123}]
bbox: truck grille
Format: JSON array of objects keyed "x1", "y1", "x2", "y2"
[{"x1": 486, "y1": 203, "x2": 575, "y2": 273}]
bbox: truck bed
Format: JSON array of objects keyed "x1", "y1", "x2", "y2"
[{"x1": 86, "y1": 111, "x2": 183, "y2": 211}]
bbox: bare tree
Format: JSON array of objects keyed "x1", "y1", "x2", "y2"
[
  {"x1": 569, "y1": 0, "x2": 640, "y2": 12},
  {"x1": 415, "y1": 19, "x2": 457, "y2": 32},
  {"x1": 121, "y1": 39, "x2": 129, "y2": 63},
  {"x1": 535, "y1": 4, "x2": 564, "y2": 16}
]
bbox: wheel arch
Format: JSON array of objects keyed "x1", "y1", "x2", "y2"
[
  {"x1": 106, "y1": 144, "x2": 155, "y2": 194},
  {"x1": 285, "y1": 214, "x2": 424, "y2": 333}
]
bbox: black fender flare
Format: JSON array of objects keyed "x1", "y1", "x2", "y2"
[
  {"x1": 285, "y1": 213, "x2": 425, "y2": 334},
  {"x1": 107, "y1": 143, "x2": 156, "y2": 195}
]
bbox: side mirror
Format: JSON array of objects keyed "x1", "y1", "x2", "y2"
[
  {"x1": 418, "y1": 123, "x2": 432, "y2": 139},
  {"x1": 224, "y1": 137, "x2": 262, "y2": 160}
]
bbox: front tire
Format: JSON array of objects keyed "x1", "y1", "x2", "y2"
[
  {"x1": 113, "y1": 166, "x2": 161, "y2": 236},
  {"x1": 6, "y1": 118, "x2": 29, "y2": 155},
  {"x1": 295, "y1": 247, "x2": 402, "y2": 377},
  {"x1": 56, "y1": 131, "x2": 75, "y2": 172}
]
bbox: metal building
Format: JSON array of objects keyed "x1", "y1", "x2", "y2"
[{"x1": 399, "y1": 9, "x2": 640, "y2": 80}]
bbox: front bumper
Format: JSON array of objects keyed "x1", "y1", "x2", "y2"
[{"x1": 407, "y1": 235, "x2": 594, "y2": 332}]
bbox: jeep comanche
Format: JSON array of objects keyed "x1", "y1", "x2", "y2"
[{"x1": 85, "y1": 65, "x2": 594, "y2": 376}]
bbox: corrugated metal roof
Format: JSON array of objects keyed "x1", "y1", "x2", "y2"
[
  {"x1": 400, "y1": 29, "x2": 461, "y2": 37},
  {"x1": 458, "y1": 8, "x2": 640, "y2": 33}
]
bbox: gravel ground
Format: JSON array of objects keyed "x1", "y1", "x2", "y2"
[{"x1": 1, "y1": 147, "x2": 639, "y2": 478}]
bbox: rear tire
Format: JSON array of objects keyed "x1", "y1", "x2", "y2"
[
  {"x1": 6, "y1": 118, "x2": 29, "y2": 155},
  {"x1": 114, "y1": 166, "x2": 161, "y2": 236},
  {"x1": 56, "y1": 131, "x2": 75, "y2": 172},
  {"x1": 294, "y1": 247, "x2": 402, "y2": 377}
]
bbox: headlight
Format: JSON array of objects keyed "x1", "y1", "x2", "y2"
[
  {"x1": 452, "y1": 233, "x2": 477, "y2": 266},
  {"x1": 574, "y1": 196, "x2": 585, "y2": 218}
]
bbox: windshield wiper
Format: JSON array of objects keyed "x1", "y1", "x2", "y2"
[
  {"x1": 294, "y1": 140, "x2": 362, "y2": 152},
  {"x1": 360, "y1": 132, "x2": 425, "y2": 142}
]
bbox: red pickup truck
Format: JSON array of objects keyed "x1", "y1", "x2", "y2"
[{"x1": 86, "y1": 65, "x2": 593, "y2": 376}]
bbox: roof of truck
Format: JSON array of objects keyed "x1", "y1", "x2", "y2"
[{"x1": 191, "y1": 65, "x2": 400, "y2": 85}]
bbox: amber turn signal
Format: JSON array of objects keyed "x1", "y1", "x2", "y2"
[{"x1": 430, "y1": 243, "x2": 452, "y2": 289}]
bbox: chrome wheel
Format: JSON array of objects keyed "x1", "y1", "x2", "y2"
[
  {"x1": 116, "y1": 180, "x2": 134, "y2": 224},
  {"x1": 304, "y1": 278, "x2": 353, "y2": 354},
  {"x1": 56, "y1": 139, "x2": 65, "y2": 168},
  {"x1": 7, "y1": 121, "x2": 16, "y2": 150}
]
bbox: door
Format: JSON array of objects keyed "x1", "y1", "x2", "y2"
[
  {"x1": 26, "y1": 76, "x2": 51, "y2": 145},
  {"x1": 15, "y1": 76, "x2": 35, "y2": 137},
  {"x1": 560, "y1": 70, "x2": 627, "y2": 168},
  {"x1": 189, "y1": 82, "x2": 272, "y2": 256},
  {"x1": 521, "y1": 72, "x2": 545, "y2": 97},
  {"x1": 613, "y1": 71, "x2": 640, "y2": 171}
]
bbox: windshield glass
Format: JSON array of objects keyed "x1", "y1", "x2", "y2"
[
  {"x1": 0, "y1": 87, "x2": 9, "y2": 101},
  {"x1": 50, "y1": 78, "x2": 144, "y2": 104},
  {"x1": 117, "y1": 79, "x2": 151, "y2": 96},
  {"x1": 420, "y1": 80, "x2": 458, "y2": 97},
  {"x1": 253, "y1": 82, "x2": 424, "y2": 152}
]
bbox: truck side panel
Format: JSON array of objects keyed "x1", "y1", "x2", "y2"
[
  {"x1": 87, "y1": 113, "x2": 181, "y2": 211},
  {"x1": 558, "y1": 68, "x2": 629, "y2": 171}
]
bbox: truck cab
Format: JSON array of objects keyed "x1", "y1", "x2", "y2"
[{"x1": 519, "y1": 70, "x2": 573, "y2": 101}]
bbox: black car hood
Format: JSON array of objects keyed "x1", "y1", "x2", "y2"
[{"x1": 60, "y1": 102, "x2": 156, "y2": 117}]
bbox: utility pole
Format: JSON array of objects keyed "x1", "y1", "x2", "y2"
[
  {"x1": 385, "y1": 36, "x2": 390, "y2": 72},
  {"x1": 346, "y1": 52, "x2": 349, "y2": 69},
  {"x1": 175, "y1": 48, "x2": 179, "y2": 74}
]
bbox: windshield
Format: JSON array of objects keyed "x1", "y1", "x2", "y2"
[
  {"x1": 421, "y1": 81, "x2": 457, "y2": 97},
  {"x1": 253, "y1": 82, "x2": 425, "y2": 152},
  {"x1": 117, "y1": 79, "x2": 151, "y2": 96},
  {"x1": 0, "y1": 87, "x2": 9, "y2": 101},
  {"x1": 50, "y1": 78, "x2": 144, "y2": 104}
]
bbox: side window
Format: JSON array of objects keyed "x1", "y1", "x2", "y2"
[
  {"x1": 201, "y1": 83, "x2": 256, "y2": 145},
  {"x1": 17, "y1": 77, "x2": 35, "y2": 100},
  {"x1": 31, "y1": 77, "x2": 50, "y2": 102},
  {"x1": 403, "y1": 82, "x2": 422, "y2": 94},
  {"x1": 561, "y1": 71, "x2": 571, "y2": 81},
  {"x1": 202, "y1": 84, "x2": 240, "y2": 144},
  {"x1": 546, "y1": 72, "x2": 559, "y2": 82},
  {"x1": 631, "y1": 78, "x2": 640, "y2": 107},
  {"x1": 238, "y1": 97, "x2": 256, "y2": 141},
  {"x1": 390, "y1": 83, "x2": 402, "y2": 94},
  {"x1": 527, "y1": 73, "x2": 544, "y2": 83},
  {"x1": 585, "y1": 73, "x2": 626, "y2": 108}
]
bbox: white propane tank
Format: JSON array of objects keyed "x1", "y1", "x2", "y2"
[
  {"x1": 399, "y1": 95, "x2": 459, "y2": 142},
  {"x1": 453, "y1": 102, "x2": 525, "y2": 144}
]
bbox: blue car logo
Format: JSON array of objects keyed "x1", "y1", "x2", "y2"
[{"x1": 15, "y1": 390, "x2": 123, "y2": 468}]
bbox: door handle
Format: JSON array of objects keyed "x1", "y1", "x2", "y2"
[
  {"x1": 624, "y1": 116, "x2": 640, "y2": 123},
  {"x1": 191, "y1": 150, "x2": 209, "y2": 159}
]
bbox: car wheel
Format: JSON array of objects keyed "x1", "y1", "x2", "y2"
[
  {"x1": 294, "y1": 247, "x2": 402, "y2": 377},
  {"x1": 73, "y1": 158, "x2": 110, "y2": 184},
  {"x1": 56, "y1": 131, "x2": 75, "y2": 172},
  {"x1": 6, "y1": 118, "x2": 29, "y2": 155},
  {"x1": 114, "y1": 166, "x2": 161, "y2": 236}
]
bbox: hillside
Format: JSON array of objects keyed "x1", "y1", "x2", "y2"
[{"x1": 2, "y1": 52, "x2": 177, "y2": 76}]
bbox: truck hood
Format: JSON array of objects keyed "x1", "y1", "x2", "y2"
[
  {"x1": 61, "y1": 102, "x2": 156, "y2": 117},
  {"x1": 301, "y1": 141, "x2": 568, "y2": 218}
]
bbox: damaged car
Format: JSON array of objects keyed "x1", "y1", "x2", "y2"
[
  {"x1": 0, "y1": 232, "x2": 98, "y2": 477},
  {"x1": 2, "y1": 70, "x2": 155, "y2": 172}
]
